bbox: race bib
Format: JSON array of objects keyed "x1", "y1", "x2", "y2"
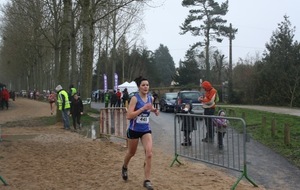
[{"x1": 136, "y1": 115, "x2": 149, "y2": 124}]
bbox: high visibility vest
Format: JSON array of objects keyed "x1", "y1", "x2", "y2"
[
  {"x1": 104, "y1": 93, "x2": 110, "y2": 103},
  {"x1": 57, "y1": 90, "x2": 71, "y2": 110}
]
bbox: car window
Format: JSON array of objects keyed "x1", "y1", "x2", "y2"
[
  {"x1": 180, "y1": 92, "x2": 200, "y2": 99},
  {"x1": 166, "y1": 93, "x2": 177, "y2": 100}
]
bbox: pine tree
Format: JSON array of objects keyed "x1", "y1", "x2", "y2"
[
  {"x1": 258, "y1": 15, "x2": 300, "y2": 107},
  {"x1": 180, "y1": 0, "x2": 230, "y2": 81}
]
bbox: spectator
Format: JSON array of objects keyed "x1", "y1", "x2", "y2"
[
  {"x1": 213, "y1": 110, "x2": 228, "y2": 150},
  {"x1": 69, "y1": 84, "x2": 77, "y2": 102},
  {"x1": 0, "y1": 88, "x2": 3, "y2": 109},
  {"x1": 70, "y1": 93, "x2": 83, "y2": 131},
  {"x1": 10, "y1": 91, "x2": 15, "y2": 101},
  {"x1": 199, "y1": 81, "x2": 217, "y2": 143},
  {"x1": 180, "y1": 103, "x2": 196, "y2": 146},
  {"x1": 152, "y1": 91, "x2": 158, "y2": 109},
  {"x1": 122, "y1": 88, "x2": 129, "y2": 107},
  {"x1": 56, "y1": 85, "x2": 71, "y2": 130},
  {"x1": 1, "y1": 86, "x2": 10, "y2": 110},
  {"x1": 116, "y1": 88, "x2": 122, "y2": 107},
  {"x1": 104, "y1": 91, "x2": 110, "y2": 108},
  {"x1": 110, "y1": 90, "x2": 117, "y2": 107}
]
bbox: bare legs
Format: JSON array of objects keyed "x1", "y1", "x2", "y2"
[
  {"x1": 141, "y1": 134, "x2": 153, "y2": 180},
  {"x1": 123, "y1": 133, "x2": 153, "y2": 181},
  {"x1": 50, "y1": 102, "x2": 54, "y2": 114}
]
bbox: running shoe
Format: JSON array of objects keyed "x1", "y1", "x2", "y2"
[
  {"x1": 143, "y1": 180, "x2": 153, "y2": 190},
  {"x1": 122, "y1": 166, "x2": 128, "y2": 180}
]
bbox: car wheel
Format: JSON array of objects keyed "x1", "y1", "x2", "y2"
[
  {"x1": 174, "y1": 107, "x2": 177, "y2": 114},
  {"x1": 159, "y1": 105, "x2": 162, "y2": 111},
  {"x1": 163, "y1": 105, "x2": 167, "y2": 112}
]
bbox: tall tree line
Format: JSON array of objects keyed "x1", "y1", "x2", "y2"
[
  {"x1": 0, "y1": 0, "x2": 149, "y2": 100},
  {"x1": 1, "y1": 1, "x2": 299, "y2": 108},
  {"x1": 227, "y1": 16, "x2": 300, "y2": 107}
]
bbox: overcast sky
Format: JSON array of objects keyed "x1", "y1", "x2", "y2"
[
  {"x1": 0, "y1": 0, "x2": 299, "y2": 66},
  {"x1": 143, "y1": 0, "x2": 300, "y2": 64}
]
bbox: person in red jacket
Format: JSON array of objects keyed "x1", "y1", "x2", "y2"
[
  {"x1": 199, "y1": 81, "x2": 217, "y2": 143},
  {"x1": 1, "y1": 86, "x2": 10, "y2": 110},
  {"x1": 0, "y1": 88, "x2": 2, "y2": 109},
  {"x1": 116, "y1": 88, "x2": 122, "y2": 107}
]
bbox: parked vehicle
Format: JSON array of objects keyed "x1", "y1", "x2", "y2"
[
  {"x1": 128, "y1": 91, "x2": 137, "y2": 103},
  {"x1": 174, "y1": 90, "x2": 204, "y2": 114},
  {"x1": 159, "y1": 92, "x2": 178, "y2": 112}
]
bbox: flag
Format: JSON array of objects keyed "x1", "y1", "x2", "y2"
[
  {"x1": 114, "y1": 73, "x2": 118, "y2": 90},
  {"x1": 104, "y1": 74, "x2": 107, "y2": 92}
]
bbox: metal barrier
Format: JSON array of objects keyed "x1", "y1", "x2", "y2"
[
  {"x1": 171, "y1": 113, "x2": 257, "y2": 190},
  {"x1": 99, "y1": 107, "x2": 128, "y2": 139},
  {"x1": 0, "y1": 176, "x2": 8, "y2": 186}
]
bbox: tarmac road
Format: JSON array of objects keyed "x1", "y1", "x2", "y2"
[{"x1": 92, "y1": 102, "x2": 300, "y2": 190}]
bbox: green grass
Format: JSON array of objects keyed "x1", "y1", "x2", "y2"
[
  {"x1": 218, "y1": 106, "x2": 300, "y2": 168},
  {"x1": 79, "y1": 112, "x2": 99, "y2": 126}
]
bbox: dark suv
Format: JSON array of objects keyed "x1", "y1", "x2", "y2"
[{"x1": 174, "y1": 90, "x2": 204, "y2": 114}]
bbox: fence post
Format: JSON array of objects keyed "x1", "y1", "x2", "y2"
[
  {"x1": 284, "y1": 123, "x2": 290, "y2": 145},
  {"x1": 261, "y1": 116, "x2": 266, "y2": 136},
  {"x1": 271, "y1": 118, "x2": 276, "y2": 138},
  {"x1": 242, "y1": 112, "x2": 246, "y2": 120},
  {"x1": 229, "y1": 109, "x2": 236, "y2": 117}
]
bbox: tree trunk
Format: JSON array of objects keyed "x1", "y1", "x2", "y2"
[
  {"x1": 70, "y1": 7, "x2": 78, "y2": 87},
  {"x1": 81, "y1": 0, "x2": 94, "y2": 100},
  {"x1": 56, "y1": 0, "x2": 72, "y2": 122},
  {"x1": 59, "y1": 0, "x2": 72, "y2": 89}
]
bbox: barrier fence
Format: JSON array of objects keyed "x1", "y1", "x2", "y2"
[
  {"x1": 0, "y1": 176, "x2": 7, "y2": 186},
  {"x1": 171, "y1": 113, "x2": 257, "y2": 190},
  {"x1": 98, "y1": 108, "x2": 257, "y2": 189},
  {"x1": 99, "y1": 107, "x2": 128, "y2": 140}
]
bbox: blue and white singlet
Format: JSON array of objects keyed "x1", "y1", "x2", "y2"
[{"x1": 128, "y1": 93, "x2": 152, "y2": 132}]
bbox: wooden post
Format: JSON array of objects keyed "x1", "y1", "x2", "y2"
[
  {"x1": 284, "y1": 123, "x2": 290, "y2": 145},
  {"x1": 229, "y1": 109, "x2": 236, "y2": 117},
  {"x1": 261, "y1": 116, "x2": 266, "y2": 135},
  {"x1": 271, "y1": 118, "x2": 276, "y2": 138},
  {"x1": 242, "y1": 112, "x2": 246, "y2": 120}
]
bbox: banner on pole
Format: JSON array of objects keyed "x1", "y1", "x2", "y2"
[
  {"x1": 114, "y1": 73, "x2": 118, "y2": 90},
  {"x1": 104, "y1": 74, "x2": 107, "y2": 92}
]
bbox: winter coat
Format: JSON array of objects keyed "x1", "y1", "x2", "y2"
[
  {"x1": 201, "y1": 81, "x2": 217, "y2": 109},
  {"x1": 70, "y1": 98, "x2": 83, "y2": 115}
]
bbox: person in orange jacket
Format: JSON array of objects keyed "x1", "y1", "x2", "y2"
[{"x1": 198, "y1": 81, "x2": 217, "y2": 143}]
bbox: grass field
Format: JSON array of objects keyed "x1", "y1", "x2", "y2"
[{"x1": 218, "y1": 106, "x2": 300, "y2": 169}]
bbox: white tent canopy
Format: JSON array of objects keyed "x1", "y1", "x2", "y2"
[{"x1": 118, "y1": 81, "x2": 138, "y2": 94}]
